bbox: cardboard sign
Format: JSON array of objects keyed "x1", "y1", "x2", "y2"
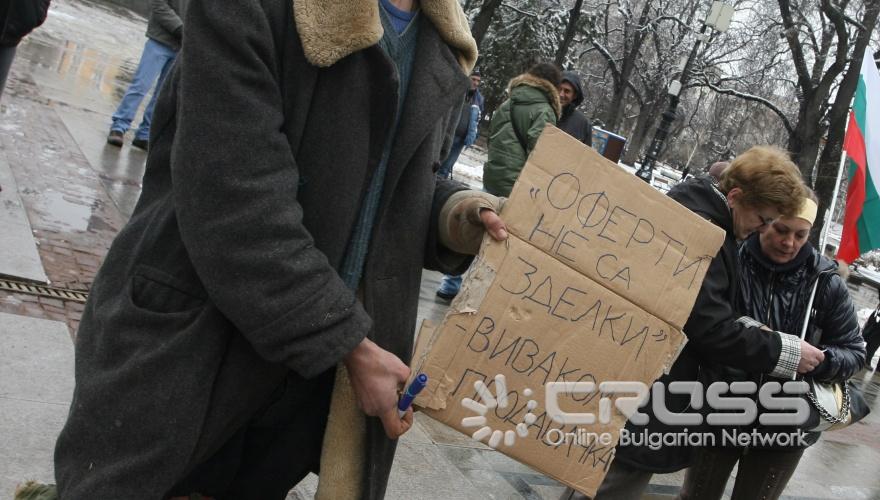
[
  {"x1": 413, "y1": 126, "x2": 724, "y2": 496},
  {"x1": 502, "y1": 129, "x2": 723, "y2": 329}
]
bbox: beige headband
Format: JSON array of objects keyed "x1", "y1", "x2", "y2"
[{"x1": 797, "y1": 198, "x2": 818, "y2": 224}]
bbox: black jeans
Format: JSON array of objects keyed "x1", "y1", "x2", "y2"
[{"x1": 678, "y1": 447, "x2": 804, "y2": 500}]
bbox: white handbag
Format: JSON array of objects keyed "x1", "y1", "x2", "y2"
[{"x1": 798, "y1": 278, "x2": 860, "y2": 432}]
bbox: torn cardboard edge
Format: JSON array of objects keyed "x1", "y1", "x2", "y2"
[
  {"x1": 413, "y1": 235, "x2": 688, "y2": 413},
  {"x1": 409, "y1": 235, "x2": 499, "y2": 408},
  {"x1": 448, "y1": 234, "x2": 499, "y2": 316},
  {"x1": 410, "y1": 126, "x2": 722, "y2": 497}
]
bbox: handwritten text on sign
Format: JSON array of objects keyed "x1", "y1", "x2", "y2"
[
  {"x1": 419, "y1": 236, "x2": 683, "y2": 492},
  {"x1": 502, "y1": 129, "x2": 724, "y2": 328},
  {"x1": 415, "y1": 127, "x2": 724, "y2": 496}
]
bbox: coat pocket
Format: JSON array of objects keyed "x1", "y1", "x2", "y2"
[{"x1": 130, "y1": 264, "x2": 206, "y2": 314}]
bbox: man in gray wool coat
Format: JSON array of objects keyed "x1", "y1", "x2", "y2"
[{"x1": 53, "y1": 0, "x2": 508, "y2": 498}]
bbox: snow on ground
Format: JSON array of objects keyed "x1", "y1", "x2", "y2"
[
  {"x1": 449, "y1": 144, "x2": 683, "y2": 195},
  {"x1": 448, "y1": 145, "x2": 487, "y2": 188}
]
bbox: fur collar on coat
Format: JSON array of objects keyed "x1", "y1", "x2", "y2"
[
  {"x1": 508, "y1": 73, "x2": 562, "y2": 118},
  {"x1": 293, "y1": 0, "x2": 478, "y2": 72}
]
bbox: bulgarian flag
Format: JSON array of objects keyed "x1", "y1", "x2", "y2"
[{"x1": 838, "y1": 49, "x2": 880, "y2": 263}]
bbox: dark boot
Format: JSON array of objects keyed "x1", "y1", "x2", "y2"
[
  {"x1": 131, "y1": 137, "x2": 149, "y2": 150},
  {"x1": 107, "y1": 130, "x2": 124, "y2": 147}
]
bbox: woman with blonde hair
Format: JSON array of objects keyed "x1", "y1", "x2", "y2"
[
  {"x1": 676, "y1": 188, "x2": 866, "y2": 499},
  {"x1": 574, "y1": 146, "x2": 825, "y2": 500}
]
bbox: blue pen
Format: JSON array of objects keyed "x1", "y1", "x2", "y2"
[{"x1": 398, "y1": 373, "x2": 428, "y2": 418}]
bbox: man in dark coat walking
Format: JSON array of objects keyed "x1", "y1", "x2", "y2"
[
  {"x1": 557, "y1": 70, "x2": 592, "y2": 147},
  {"x1": 54, "y1": 0, "x2": 507, "y2": 498}
]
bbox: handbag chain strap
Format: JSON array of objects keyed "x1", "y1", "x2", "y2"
[
  {"x1": 799, "y1": 272, "x2": 851, "y2": 425},
  {"x1": 805, "y1": 381, "x2": 852, "y2": 424}
]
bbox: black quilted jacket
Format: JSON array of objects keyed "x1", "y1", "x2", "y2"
[
  {"x1": 734, "y1": 236, "x2": 866, "y2": 447},
  {"x1": 738, "y1": 236, "x2": 865, "y2": 383}
]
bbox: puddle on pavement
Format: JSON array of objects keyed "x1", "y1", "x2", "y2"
[
  {"x1": 18, "y1": 38, "x2": 136, "y2": 104},
  {"x1": 14, "y1": 0, "x2": 146, "y2": 106},
  {"x1": 32, "y1": 190, "x2": 97, "y2": 232}
]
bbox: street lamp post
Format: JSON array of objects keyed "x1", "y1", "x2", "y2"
[{"x1": 635, "y1": 1, "x2": 734, "y2": 184}]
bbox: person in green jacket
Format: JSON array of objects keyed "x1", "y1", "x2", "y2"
[
  {"x1": 483, "y1": 61, "x2": 561, "y2": 197},
  {"x1": 436, "y1": 62, "x2": 560, "y2": 302}
]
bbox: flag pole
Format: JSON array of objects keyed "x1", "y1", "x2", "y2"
[{"x1": 819, "y1": 120, "x2": 851, "y2": 255}]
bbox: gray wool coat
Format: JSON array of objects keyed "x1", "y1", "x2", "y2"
[{"x1": 54, "y1": 0, "x2": 473, "y2": 498}]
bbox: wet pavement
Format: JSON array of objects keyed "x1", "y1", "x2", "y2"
[
  {"x1": 0, "y1": 151, "x2": 48, "y2": 283},
  {"x1": 0, "y1": 1, "x2": 878, "y2": 499},
  {"x1": 0, "y1": 313, "x2": 72, "y2": 495}
]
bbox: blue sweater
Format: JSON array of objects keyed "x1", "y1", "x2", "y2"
[{"x1": 339, "y1": 4, "x2": 420, "y2": 289}]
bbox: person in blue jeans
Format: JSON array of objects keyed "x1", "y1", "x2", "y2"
[
  {"x1": 436, "y1": 265, "x2": 464, "y2": 300},
  {"x1": 107, "y1": 0, "x2": 186, "y2": 150},
  {"x1": 436, "y1": 70, "x2": 483, "y2": 179},
  {"x1": 435, "y1": 71, "x2": 483, "y2": 300},
  {"x1": 438, "y1": 63, "x2": 560, "y2": 301}
]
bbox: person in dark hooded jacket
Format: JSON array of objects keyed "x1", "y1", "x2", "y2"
[
  {"x1": 557, "y1": 71, "x2": 592, "y2": 147},
  {"x1": 563, "y1": 146, "x2": 818, "y2": 500},
  {"x1": 674, "y1": 191, "x2": 865, "y2": 500},
  {"x1": 0, "y1": 0, "x2": 50, "y2": 101}
]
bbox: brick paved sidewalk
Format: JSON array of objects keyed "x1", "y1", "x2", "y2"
[{"x1": 0, "y1": 72, "x2": 125, "y2": 336}]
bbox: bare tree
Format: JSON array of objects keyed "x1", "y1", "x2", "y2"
[
  {"x1": 590, "y1": 0, "x2": 657, "y2": 131},
  {"x1": 555, "y1": 0, "x2": 587, "y2": 66},
  {"x1": 694, "y1": 0, "x2": 880, "y2": 242},
  {"x1": 812, "y1": 0, "x2": 880, "y2": 244},
  {"x1": 474, "y1": 0, "x2": 559, "y2": 116},
  {"x1": 471, "y1": 0, "x2": 505, "y2": 48},
  {"x1": 778, "y1": 0, "x2": 853, "y2": 177},
  {"x1": 620, "y1": 26, "x2": 684, "y2": 165},
  {"x1": 472, "y1": 0, "x2": 878, "y2": 232}
]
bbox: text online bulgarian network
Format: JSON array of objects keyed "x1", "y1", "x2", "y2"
[
  {"x1": 545, "y1": 427, "x2": 808, "y2": 450},
  {"x1": 540, "y1": 379, "x2": 812, "y2": 450}
]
